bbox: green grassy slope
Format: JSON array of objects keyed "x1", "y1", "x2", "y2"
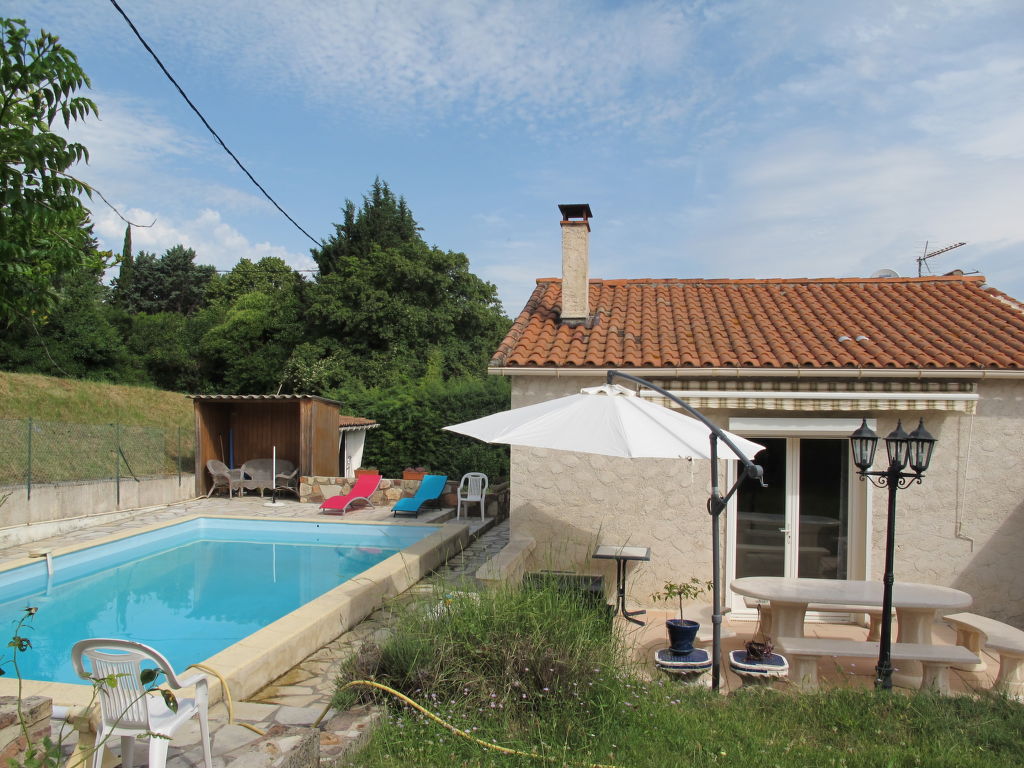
[{"x1": 0, "y1": 372, "x2": 192, "y2": 429}]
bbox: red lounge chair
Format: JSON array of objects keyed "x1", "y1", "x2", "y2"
[{"x1": 320, "y1": 473, "x2": 382, "y2": 514}]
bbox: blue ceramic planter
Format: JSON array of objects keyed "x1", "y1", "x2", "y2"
[{"x1": 666, "y1": 618, "x2": 700, "y2": 653}]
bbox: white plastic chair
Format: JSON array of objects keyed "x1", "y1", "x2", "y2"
[
  {"x1": 71, "y1": 638, "x2": 212, "y2": 768},
  {"x1": 457, "y1": 472, "x2": 489, "y2": 520}
]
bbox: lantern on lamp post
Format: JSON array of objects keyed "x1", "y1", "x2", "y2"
[{"x1": 849, "y1": 417, "x2": 936, "y2": 690}]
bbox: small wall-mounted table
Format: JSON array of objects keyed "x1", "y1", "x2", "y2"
[{"x1": 592, "y1": 544, "x2": 651, "y2": 626}]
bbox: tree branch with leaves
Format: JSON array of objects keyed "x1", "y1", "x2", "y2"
[{"x1": 0, "y1": 17, "x2": 108, "y2": 327}]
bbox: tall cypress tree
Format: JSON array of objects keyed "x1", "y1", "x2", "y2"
[{"x1": 115, "y1": 224, "x2": 133, "y2": 305}]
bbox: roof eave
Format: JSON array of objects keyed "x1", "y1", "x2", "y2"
[{"x1": 487, "y1": 366, "x2": 1024, "y2": 380}]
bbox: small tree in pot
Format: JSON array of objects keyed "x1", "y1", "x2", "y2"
[{"x1": 651, "y1": 577, "x2": 713, "y2": 654}]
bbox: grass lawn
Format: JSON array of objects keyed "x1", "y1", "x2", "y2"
[
  {"x1": 0, "y1": 371, "x2": 192, "y2": 428},
  {"x1": 334, "y1": 582, "x2": 1024, "y2": 768},
  {"x1": 0, "y1": 372, "x2": 194, "y2": 484}
]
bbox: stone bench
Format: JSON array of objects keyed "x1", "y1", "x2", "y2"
[
  {"x1": 776, "y1": 636, "x2": 978, "y2": 694},
  {"x1": 743, "y1": 597, "x2": 890, "y2": 640},
  {"x1": 944, "y1": 612, "x2": 1024, "y2": 701}
]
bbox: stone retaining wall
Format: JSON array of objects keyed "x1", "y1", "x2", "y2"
[
  {"x1": 298, "y1": 476, "x2": 417, "y2": 506},
  {"x1": 0, "y1": 696, "x2": 50, "y2": 766}
]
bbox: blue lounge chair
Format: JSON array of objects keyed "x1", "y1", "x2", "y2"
[{"x1": 393, "y1": 474, "x2": 448, "y2": 517}]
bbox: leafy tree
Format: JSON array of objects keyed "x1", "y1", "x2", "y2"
[
  {"x1": 199, "y1": 258, "x2": 306, "y2": 393},
  {"x1": 0, "y1": 259, "x2": 142, "y2": 382},
  {"x1": 126, "y1": 311, "x2": 211, "y2": 392},
  {"x1": 304, "y1": 180, "x2": 510, "y2": 390},
  {"x1": 205, "y1": 255, "x2": 306, "y2": 305},
  {"x1": 338, "y1": 376, "x2": 511, "y2": 479},
  {"x1": 112, "y1": 245, "x2": 216, "y2": 315},
  {"x1": 313, "y1": 178, "x2": 419, "y2": 275},
  {"x1": 0, "y1": 18, "x2": 109, "y2": 326}
]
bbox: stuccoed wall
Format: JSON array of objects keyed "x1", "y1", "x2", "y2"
[
  {"x1": 1, "y1": 474, "x2": 195, "y2": 530},
  {"x1": 509, "y1": 375, "x2": 731, "y2": 612},
  {"x1": 509, "y1": 375, "x2": 1024, "y2": 626},
  {"x1": 869, "y1": 380, "x2": 1024, "y2": 626}
]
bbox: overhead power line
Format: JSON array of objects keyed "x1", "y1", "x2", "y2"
[{"x1": 108, "y1": 0, "x2": 320, "y2": 247}]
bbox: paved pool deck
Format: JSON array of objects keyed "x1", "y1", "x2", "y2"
[
  {"x1": 0, "y1": 497, "x2": 1007, "y2": 766},
  {"x1": 0, "y1": 495, "x2": 506, "y2": 766}
]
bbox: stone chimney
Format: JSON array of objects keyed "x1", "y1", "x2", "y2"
[{"x1": 558, "y1": 203, "x2": 592, "y2": 325}]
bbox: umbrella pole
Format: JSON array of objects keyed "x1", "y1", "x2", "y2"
[
  {"x1": 709, "y1": 433, "x2": 722, "y2": 690},
  {"x1": 604, "y1": 372, "x2": 765, "y2": 691}
]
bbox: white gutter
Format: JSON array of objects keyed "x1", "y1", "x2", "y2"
[
  {"x1": 638, "y1": 390, "x2": 980, "y2": 403},
  {"x1": 488, "y1": 366, "x2": 1024, "y2": 380}
]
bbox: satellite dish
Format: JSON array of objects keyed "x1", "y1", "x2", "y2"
[{"x1": 870, "y1": 268, "x2": 901, "y2": 278}]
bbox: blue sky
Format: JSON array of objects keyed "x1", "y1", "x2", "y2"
[{"x1": 19, "y1": 0, "x2": 1024, "y2": 315}]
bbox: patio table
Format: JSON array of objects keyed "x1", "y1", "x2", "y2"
[
  {"x1": 731, "y1": 576, "x2": 972, "y2": 687},
  {"x1": 592, "y1": 544, "x2": 651, "y2": 626}
]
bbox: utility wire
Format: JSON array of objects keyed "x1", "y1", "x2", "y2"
[{"x1": 108, "y1": 0, "x2": 321, "y2": 247}]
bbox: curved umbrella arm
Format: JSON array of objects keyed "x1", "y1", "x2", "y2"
[{"x1": 606, "y1": 370, "x2": 766, "y2": 483}]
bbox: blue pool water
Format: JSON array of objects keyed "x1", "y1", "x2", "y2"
[{"x1": 0, "y1": 518, "x2": 436, "y2": 684}]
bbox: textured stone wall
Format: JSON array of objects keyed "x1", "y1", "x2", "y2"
[
  {"x1": 509, "y1": 375, "x2": 1024, "y2": 626},
  {"x1": 0, "y1": 696, "x2": 50, "y2": 766},
  {"x1": 299, "y1": 475, "x2": 405, "y2": 506},
  {"x1": 510, "y1": 375, "x2": 731, "y2": 611},
  {"x1": 871, "y1": 380, "x2": 1024, "y2": 626}
]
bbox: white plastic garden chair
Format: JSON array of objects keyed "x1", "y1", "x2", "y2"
[
  {"x1": 457, "y1": 472, "x2": 488, "y2": 520},
  {"x1": 71, "y1": 638, "x2": 212, "y2": 768}
]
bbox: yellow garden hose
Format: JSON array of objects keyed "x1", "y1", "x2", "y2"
[
  {"x1": 185, "y1": 669, "x2": 621, "y2": 767},
  {"x1": 329, "y1": 679, "x2": 622, "y2": 768},
  {"x1": 188, "y1": 663, "x2": 267, "y2": 736}
]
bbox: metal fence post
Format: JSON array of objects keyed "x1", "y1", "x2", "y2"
[
  {"x1": 26, "y1": 417, "x2": 32, "y2": 500},
  {"x1": 177, "y1": 426, "x2": 182, "y2": 487},
  {"x1": 115, "y1": 422, "x2": 121, "y2": 508}
]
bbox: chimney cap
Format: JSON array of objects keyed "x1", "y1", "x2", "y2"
[{"x1": 558, "y1": 203, "x2": 593, "y2": 221}]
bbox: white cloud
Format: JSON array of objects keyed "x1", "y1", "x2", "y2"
[
  {"x1": 62, "y1": 92, "x2": 272, "y2": 214},
  {"x1": 92, "y1": 206, "x2": 315, "y2": 274},
  {"x1": 679, "y1": 131, "x2": 1024, "y2": 286},
  {"x1": 910, "y1": 57, "x2": 1024, "y2": 161},
  {"x1": 34, "y1": 0, "x2": 698, "y2": 133}
]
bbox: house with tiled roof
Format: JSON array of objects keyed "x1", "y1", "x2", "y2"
[{"x1": 490, "y1": 204, "x2": 1024, "y2": 625}]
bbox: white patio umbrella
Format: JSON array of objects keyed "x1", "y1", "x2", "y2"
[
  {"x1": 444, "y1": 371, "x2": 766, "y2": 689},
  {"x1": 446, "y1": 383, "x2": 763, "y2": 461}
]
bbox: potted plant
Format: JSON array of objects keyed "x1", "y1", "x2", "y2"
[
  {"x1": 354, "y1": 467, "x2": 379, "y2": 478},
  {"x1": 402, "y1": 466, "x2": 429, "y2": 482},
  {"x1": 650, "y1": 577, "x2": 713, "y2": 654},
  {"x1": 743, "y1": 604, "x2": 774, "y2": 661}
]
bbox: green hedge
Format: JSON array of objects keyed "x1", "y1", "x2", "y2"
[{"x1": 335, "y1": 376, "x2": 510, "y2": 480}]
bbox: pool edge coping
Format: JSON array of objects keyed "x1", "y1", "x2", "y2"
[{"x1": 0, "y1": 514, "x2": 470, "y2": 708}]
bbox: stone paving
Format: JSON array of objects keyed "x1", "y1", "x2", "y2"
[
  {"x1": 0, "y1": 495, "x2": 508, "y2": 766},
  {"x1": 7, "y1": 500, "x2": 1003, "y2": 765}
]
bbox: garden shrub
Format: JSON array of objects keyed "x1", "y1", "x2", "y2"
[{"x1": 333, "y1": 375, "x2": 510, "y2": 479}]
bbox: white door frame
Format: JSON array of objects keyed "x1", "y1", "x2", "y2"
[{"x1": 725, "y1": 417, "x2": 874, "y2": 619}]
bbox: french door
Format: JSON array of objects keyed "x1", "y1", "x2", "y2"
[{"x1": 726, "y1": 424, "x2": 868, "y2": 615}]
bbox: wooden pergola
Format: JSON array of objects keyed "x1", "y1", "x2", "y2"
[{"x1": 191, "y1": 394, "x2": 345, "y2": 497}]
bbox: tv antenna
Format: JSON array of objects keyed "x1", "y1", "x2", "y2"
[{"x1": 917, "y1": 241, "x2": 966, "y2": 277}]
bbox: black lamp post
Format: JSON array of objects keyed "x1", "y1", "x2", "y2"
[{"x1": 849, "y1": 417, "x2": 936, "y2": 690}]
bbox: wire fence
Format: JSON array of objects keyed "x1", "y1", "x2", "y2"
[{"x1": 0, "y1": 418, "x2": 194, "y2": 498}]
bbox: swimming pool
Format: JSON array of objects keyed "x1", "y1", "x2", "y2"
[{"x1": 0, "y1": 517, "x2": 439, "y2": 685}]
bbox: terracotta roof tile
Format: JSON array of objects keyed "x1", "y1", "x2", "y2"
[{"x1": 491, "y1": 275, "x2": 1024, "y2": 371}]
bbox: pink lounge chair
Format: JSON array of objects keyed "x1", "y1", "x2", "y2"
[{"x1": 320, "y1": 473, "x2": 382, "y2": 515}]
